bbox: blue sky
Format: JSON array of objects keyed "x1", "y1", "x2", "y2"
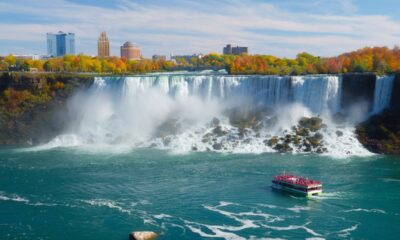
[{"x1": 0, "y1": 0, "x2": 399, "y2": 58}]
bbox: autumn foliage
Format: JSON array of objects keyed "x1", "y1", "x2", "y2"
[
  {"x1": 0, "y1": 46, "x2": 399, "y2": 75},
  {"x1": 224, "y1": 47, "x2": 400, "y2": 75}
]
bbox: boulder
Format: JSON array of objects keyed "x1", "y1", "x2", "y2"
[
  {"x1": 129, "y1": 231, "x2": 158, "y2": 240},
  {"x1": 265, "y1": 136, "x2": 279, "y2": 146},
  {"x1": 211, "y1": 117, "x2": 220, "y2": 127},
  {"x1": 336, "y1": 130, "x2": 344, "y2": 137},
  {"x1": 299, "y1": 117, "x2": 323, "y2": 132},
  {"x1": 212, "y1": 143, "x2": 223, "y2": 150},
  {"x1": 212, "y1": 126, "x2": 227, "y2": 136}
]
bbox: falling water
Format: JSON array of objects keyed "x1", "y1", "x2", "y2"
[
  {"x1": 35, "y1": 72, "x2": 395, "y2": 157},
  {"x1": 372, "y1": 75, "x2": 394, "y2": 114}
]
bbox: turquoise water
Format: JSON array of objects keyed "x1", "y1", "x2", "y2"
[{"x1": 0, "y1": 148, "x2": 399, "y2": 239}]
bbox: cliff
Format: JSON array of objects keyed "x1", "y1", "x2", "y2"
[
  {"x1": 355, "y1": 73, "x2": 400, "y2": 154},
  {"x1": 341, "y1": 74, "x2": 376, "y2": 112},
  {"x1": 390, "y1": 73, "x2": 400, "y2": 111},
  {"x1": 356, "y1": 110, "x2": 400, "y2": 154},
  {"x1": 0, "y1": 72, "x2": 93, "y2": 145}
]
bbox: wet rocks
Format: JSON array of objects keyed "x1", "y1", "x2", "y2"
[
  {"x1": 274, "y1": 143, "x2": 293, "y2": 152},
  {"x1": 336, "y1": 130, "x2": 344, "y2": 137},
  {"x1": 265, "y1": 136, "x2": 278, "y2": 146},
  {"x1": 299, "y1": 117, "x2": 323, "y2": 132},
  {"x1": 211, "y1": 117, "x2": 220, "y2": 127},
  {"x1": 129, "y1": 231, "x2": 158, "y2": 240},
  {"x1": 264, "y1": 117, "x2": 328, "y2": 154},
  {"x1": 212, "y1": 143, "x2": 223, "y2": 150},
  {"x1": 155, "y1": 118, "x2": 181, "y2": 138},
  {"x1": 356, "y1": 110, "x2": 400, "y2": 154},
  {"x1": 212, "y1": 126, "x2": 227, "y2": 137},
  {"x1": 162, "y1": 137, "x2": 172, "y2": 146}
]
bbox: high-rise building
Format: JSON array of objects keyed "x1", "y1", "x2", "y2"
[
  {"x1": 98, "y1": 32, "x2": 110, "y2": 58},
  {"x1": 223, "y1": 44, "x2": 248, "y2": 55},
  {"x1": 120, "y1": 42, "x2": 141, "y2": 60},
  {"x1": 47, "y1": 31, "x2": 75, "y2": 57}
]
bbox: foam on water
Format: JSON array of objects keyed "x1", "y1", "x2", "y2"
[
  {"x1": 287, "y1": 206, "x2": 311, "y2": 213},
  {"x1": 0, "y1": 192, "x2": 57, "y2": 207},
  {"x1": 82, "y1": 199, "x2": 132, "y2": 214},
  {"x1": 260, "y1": 222, "x2": 321, "y2": 237},
  {"x1": 0, "y1": 192, "x2": 30, "y2": 204},
  {"x1": 153, "y1": 214, "x2": 173, "y2": 219},
  {"x1": 341, "y1": 208, "x2": 386, "y2": 214},
  {"x1": 337, "y1": 224, "x2": 359, "y2": 238}
]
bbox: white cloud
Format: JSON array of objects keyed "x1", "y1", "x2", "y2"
[{"x1": 0, "y1": 0, "x2": 399, "y2": 57}]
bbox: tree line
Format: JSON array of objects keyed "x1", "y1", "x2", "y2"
[{"x1": 1, "y1": 46, "x2": 399, "y2": 75}]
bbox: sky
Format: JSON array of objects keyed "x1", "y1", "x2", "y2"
[{"x1": 0, "y1": 0, "x2": 400, "y2": 58}]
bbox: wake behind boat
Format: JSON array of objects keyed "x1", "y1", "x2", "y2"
[{"x1": 272, "y1": 174, "x2": 322, "y2": 197}]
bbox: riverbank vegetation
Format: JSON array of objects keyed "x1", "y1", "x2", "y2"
[
  {"x1": 0, "y1": 72, "x2": 93, "y2": 144},
  {"x1": 1, "y1": 46, "x2": 399, "y2": 75}
]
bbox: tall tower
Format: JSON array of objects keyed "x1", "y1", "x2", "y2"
[{"x1": 98, "y1": 32, "x2": 110, "y2": 58}]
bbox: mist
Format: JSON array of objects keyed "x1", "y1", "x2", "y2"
[{"x1": 30, "y1": 73, "x2": 393, "y2": 157}]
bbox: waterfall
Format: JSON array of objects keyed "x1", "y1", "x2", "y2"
[
  {"x1": 291, "y1": 75, "x2": 342, "y2": 114},
  {"x1": 37, "y1": 72, "x2": 391, "y2": 157},
  {"x1": 372, "y1": 75, "x2": 395, "y2": 114},
  {"x1": 93, "y1": 74, "x2": 341, "y2": 115}
]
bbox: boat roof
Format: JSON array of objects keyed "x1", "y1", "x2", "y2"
[{"x1": 274, "y1": 174, "x2": 322, "y2": 187}]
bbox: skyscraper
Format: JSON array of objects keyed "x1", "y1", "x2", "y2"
[
  {"x1": 47, "y1": 31, "x2": 75, "y2": 57},
  {"x1": 98, "y1": 32, "x2": 110, "y2": 58},
  {"x1": 120, "y1": 42, "x2": 141, "y2": 60}
]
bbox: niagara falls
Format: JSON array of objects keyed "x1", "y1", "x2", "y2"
[
  {"x1": 1, "y1": 0, "x2": 400, "y2": 239},
  {"x1": 36, "y1": 72, "x2": 393, "y2": 158}
]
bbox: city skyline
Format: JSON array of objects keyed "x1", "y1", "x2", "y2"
[{"x1": 0, "y1": 0, "x2": 400, "y2": 58}]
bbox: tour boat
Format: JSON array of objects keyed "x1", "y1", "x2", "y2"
[{"x1": 271, "y1": 174, "x2": 322, "y2": 197}]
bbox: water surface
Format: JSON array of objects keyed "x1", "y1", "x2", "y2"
[{"x1": 0, "y1": 148, "x2": 399, "y2": 239}]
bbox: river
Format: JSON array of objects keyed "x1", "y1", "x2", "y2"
[{"x1": 1, "y1": 148, "x2": 399, "y2": 239}]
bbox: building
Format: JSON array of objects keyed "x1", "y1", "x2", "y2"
[
  {"x1": 152, "y1": 55, "x2": 167, "y2": 61},
  {"x1": 11, "y1": 54, "x2": 41, "y2": 60},
  {"x1": 98, "y1": 32, "x2": 110, "y2": 58},
  {"x1": 120, "y1": 42, "x2": 141, "y2": 60},
  {"x1": 223, "y1": 44, "x2": 248, "y2": 55},
  {"x1": 170, "y1": 54, "x2": 203, "y2": 64},
  {"x1": 47, "y1": 31, "x2": 75, "y2": 57}
]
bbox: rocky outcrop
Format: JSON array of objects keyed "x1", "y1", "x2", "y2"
[
  {"x1": 356, "y1": 110, "x2": 400, "y2": 154},
  {"x1": 264, "y1": 117, "x2": 328, "y2": 153}
]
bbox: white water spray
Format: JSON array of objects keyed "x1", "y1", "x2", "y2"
[{"x1": 35, "y1": 72, "x2": 394, "y2": 157}]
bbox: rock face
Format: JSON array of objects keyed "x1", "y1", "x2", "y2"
[
  {"x1": 391, "y1": 73, "x2": 400, "y2": 111},
  {"x1": 341, "y1": 74, "x2": 376, "y2": 113},
  {"x1": 356, "y1": 110, "x2": 400, "y2": 154},
  {"x1": 129, "y1": 231, "x2": 158, "y2": 240}
]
